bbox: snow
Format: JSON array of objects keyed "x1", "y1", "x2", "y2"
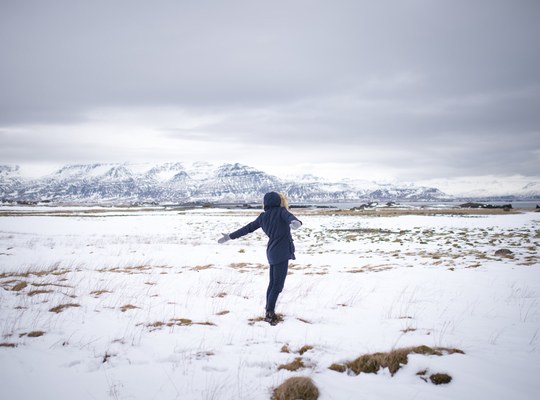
[
  {"x1": 417, "y1": 175, "x2": 540, "y2": 198},
  {"x1": 0, "y1": 208, "x2": 539, "y2": 399}
]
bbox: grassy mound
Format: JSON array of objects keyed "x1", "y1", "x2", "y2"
[
  {"x1": 272, "y1": 376, "x2": 319, "y2": 400},
  {"x1": 330, "y1": 345, "x2": 464, "y2": 376}
]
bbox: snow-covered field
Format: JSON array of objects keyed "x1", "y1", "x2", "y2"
[{"x1": 0, "y1": 207, "x2": 539, "y2": 399}]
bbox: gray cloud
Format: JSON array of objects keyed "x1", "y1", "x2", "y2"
[{"x1": 1, "y1": 0, "x2": 539, "y2": 181}]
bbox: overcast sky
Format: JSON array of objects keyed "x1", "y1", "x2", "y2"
[{"x1": 1, "y1": 0, "x2": 539, "y2": 186}]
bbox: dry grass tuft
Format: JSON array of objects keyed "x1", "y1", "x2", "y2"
[
  {"x1": 0, "y1": 267, "x2": 69, "y2": 280},
  {"x1": 11, "y1": 281, "x2": 28, "y2": 291},
  {"x1": 31, "y1": 282, "x2": 72, "y2": 289},
  {"x1": 332, "y1": 345, "x2": 464, "y2": 376},
  {"x1": 195, "y1": 351, "x2": 215, "y2": 359},
  {"x1": 430, "y1": 373, "x2": 452, "y2": 385},
  {"x1": 248, "y1": 316, "x2": 265, "y2": 324},
  {"x1": 278, "y1": 357, "x2": 305, "y2": 371},
  {"x1": 0, "y1": 343, "x2": 17, "y2": 348},
  {"x1": 169, "y1": 318, "x2": 193, "y2": 326},
  {"x1": 119, "y1": 304, "x2": 138, "y2": 312},
  {"x1": 272, "y1": 376, "x2": 319, "y2": 400},
  {"x1": 281, "y1": 344, "x2": 291, "y2": 353},
  {"x1": 194, "y1": 321, "x2": 216, "y2": 326},
  {"x1": 298, "y1": 345, "x2": 314, "y2": 355},
  {"x1": 49, "y1": 303, "x2": 81, "y2": 313},
  {"x1": 216, "y1": 310, "x2": 230, "y2": 316},
  {"x1": 328, "y1": 363, "x2": 347, "y2": 373},
  {"x1": 401, "y1": 327, "x2": 417, "y2": 333},
  {"x1": 26, "y1": 331, "x2": 45, "y2": 338},
  {"x1": 192, "y1": 264, "x2": 213, "y2": 271},
  {"x1": 143, "y1": 318, "x2": 216, "y2": 331},
  {"x1": 147, "y1": 321, "x2": 166, "y2": 330},
  {"x1": 90, "y1": 289, "x2": 111, "y2": 297},
  {"x1": 97, "y1": 265, "x2": 152, "y2": 274},
  {"x1": 28, "y1": 289, "x2": 54, "y2": 297}
]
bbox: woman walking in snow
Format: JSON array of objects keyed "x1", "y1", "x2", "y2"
[{"x1": 218, "y1": 192, "x2": 302, "y2": 325}]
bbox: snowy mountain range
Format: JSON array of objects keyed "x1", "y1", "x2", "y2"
[
  {"x1": 1, "y1": 162, "x2": 538, "y2": 205},
  {"x1": 1, "y1": 162, "x2": 454, "y2": 205}
]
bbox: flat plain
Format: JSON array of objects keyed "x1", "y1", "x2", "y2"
[{"x1": 0, "y1": 206, "x2": 539, "y2": 399}]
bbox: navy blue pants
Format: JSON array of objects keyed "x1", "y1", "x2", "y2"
[{"x1": 266, "y1": 260, "x2": 288, "y2": 313}]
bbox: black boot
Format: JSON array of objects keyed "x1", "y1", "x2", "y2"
[
  {"x1": 265, "y1": 310, "x2": 274, "y2": 323},
  {"x1": 265, "y1": 311, "x2": 278, "y2": 326}
]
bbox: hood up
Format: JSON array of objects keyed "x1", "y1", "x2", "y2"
[{"x1": 263, "y1": 192, "x2": 282, "y2": 210}]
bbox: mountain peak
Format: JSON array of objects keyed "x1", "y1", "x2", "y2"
[
  {"x1": 0, "y1": 161, "x2": 503, "y2": 204},
  {"x1": 216, "y1": 163, "x2": 261, "y2": 178}
]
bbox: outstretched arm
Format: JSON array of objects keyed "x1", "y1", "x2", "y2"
[
  {"x1": 230, "y1": 217, "x2": 262, "y2": 239},
  {"x1": 280, "y1": 208, "x2": 302, "y2": 229},
  {"x1": 218, "y1": 214, "x2": 262, "y2": 244}
]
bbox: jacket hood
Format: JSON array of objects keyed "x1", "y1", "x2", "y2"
[{"x1": 263, "y1": 192, "x2": 282, "y2": 210}]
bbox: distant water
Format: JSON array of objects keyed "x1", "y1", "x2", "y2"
[{"x1": 322, "y1": 201, "x2": 539, "y2": 210}]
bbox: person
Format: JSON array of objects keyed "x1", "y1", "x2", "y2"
[{"x1": 218, "y1": 191, "x2": 302, "y2": 325}]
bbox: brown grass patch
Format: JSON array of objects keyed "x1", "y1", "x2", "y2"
[
  {"x1": 0, "y1": 343, "x2": 17, "y2": 348},
  {"x1": 401, "y1": 327, "x2": 417, "y2": 333},
  {"x1": 147, "y1": 321, "x2": 166, "y2": 330},
  {"x1": 31, "y1": 282, "x2": 72, "y2": 289},
  {"x1": 332, "y1": 345, "x2": 464, "y2": 376},
  {"x1": 229, "y1": 262, "x2": 265, "y2": 270},
  {"x1": 216, "y1": 310, "x2": 230, "y2": 316},
  {"x1": 143, "y1": 318, "x2": 216, "y2": 331},
  {"x1": 49, "y1": 303, "x2": 81, "y2": 313},
  {"x1": 192, "y1": 264, "x2": 213, "y2": 271},
  {"x1": 272, "y1": 376, "x2": 319, "y2": 400},
  {"x1": 195, "y1": 351, "x2": 215, "y2": 359},
  {"x1": 193, "y1": 321, "x2": 217, "y2": 326},
  {"x1": 120, "y1": 304, "x2": 138, "y2": 312},
  {"x1": 11, "y1": 281, "x2": 28, "y2": 291},
  {"x1": 25, "y1": 331, "x2": 45, "y2": 338},
  {"x1": 229, "y1": 262, "x2": 249, "y2": 269},
  {"x1": 0, "y1": 267, "x2": 69, "y2": 280},
  {"x1": 430, "y1": 373, "x2": 452, "y2": 385},
  {"x1": 298, "y1": 345, "x2": 314, "y2": 355},
  {"x1": 97, "y1": 265, "x2": 152, "y2": 274},
  {"x1": 278, "y1": 357, "x2": 305, "y2": 372},
  {"x1": 281, "y1": 344, "x2": 291, "y2": 353},
  {"x1": 166, "y1": 318, "x2": 193, "y2": 326},
  {"x1": 348, "y1": 264, "x2": 395, "y2": 273},
  {"x1": 90, "y1": 289, "x2": 111, "y2": 297},
  {"x1": 28, "y1": 289, "x2": 54, "y2": 296},
  {"x1": 329, "y1": 363, "x2": 347, "y2": 373}
]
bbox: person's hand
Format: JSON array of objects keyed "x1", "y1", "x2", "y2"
[
  {"x1": 218, "y1": 233, "x2": 231, "y2": 244},
  {"x1": 290, "y1": 220, "x2": 302, "y2": 230}
]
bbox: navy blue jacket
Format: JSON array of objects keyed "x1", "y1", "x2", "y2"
[{"x1": 229, "y1": 192, "x2": 302, "y2": 264}]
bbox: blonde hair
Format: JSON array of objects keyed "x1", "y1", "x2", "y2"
[{"x1": 278, "y1": 193, "x2": 289, "y2": 209}]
